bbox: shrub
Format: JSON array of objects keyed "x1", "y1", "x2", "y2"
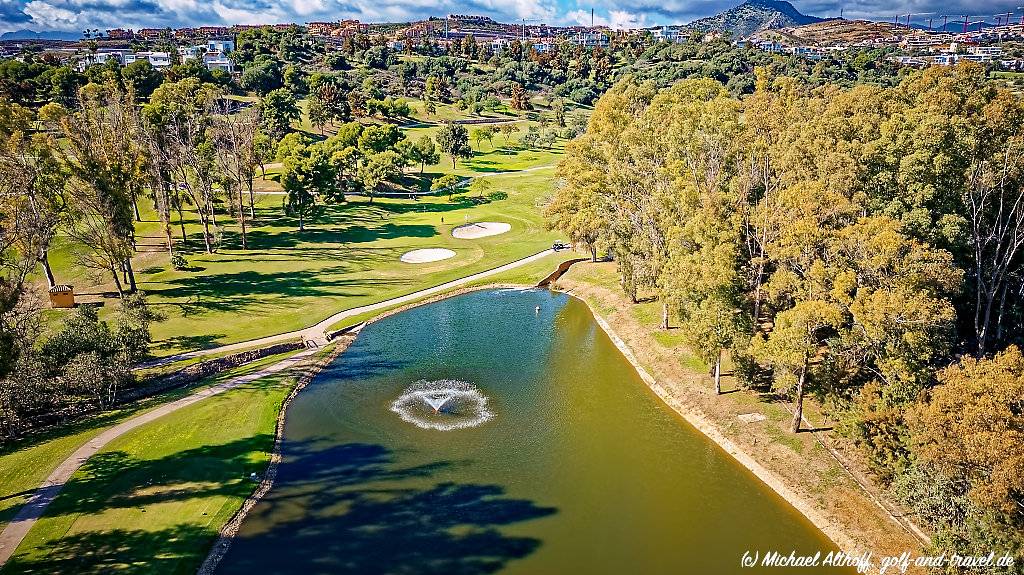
[{"x1": 170, "y1": 253, "x2": 188, "y2": 270}]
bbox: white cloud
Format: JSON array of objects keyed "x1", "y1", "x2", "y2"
[
  {"x1": 609, "y1": 9, "x2": 646, "y2": 29},
  {"x1": 23, "y1": 0, "x2": 86, "y2": 28},
  {"x1": 566, "y1": 7, "x2": 645, "y2": 29}
]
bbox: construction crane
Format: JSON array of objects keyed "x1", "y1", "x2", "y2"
[
  {"x1": 995, "y1": 12, "x2": 1013, "y2": 27},
  {"x1": 904, "y1": 12, "x2": 935, "y2": 30},
  {"x1": 520, "y1": 18, "x2": 541, "y2": 42},
  {"x1": 520, "y1": 17, "x2": 544, "y2": 41},
  {"x1": 963, "y1": 15, "x2": 989, "y2": 33}
]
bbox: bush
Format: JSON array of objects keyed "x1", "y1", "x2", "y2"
[
  {"x1": 170, "y1": 253, "x2": 188, "y2": 270},
  {"x1": 488, "y1": 190, "x2": 508, "y2": 201}
]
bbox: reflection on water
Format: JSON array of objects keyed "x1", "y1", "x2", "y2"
[{"x1": 217, "y1": 289, "x2": 853, "y2": 575}]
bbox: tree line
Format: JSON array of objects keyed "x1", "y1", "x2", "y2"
[{"x1": 546, "y1": 63, "x2": 1023, "y2": 563}]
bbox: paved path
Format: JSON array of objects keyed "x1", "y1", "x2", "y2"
[
  {"x1": 143, "y1": 249, "x2": 554, "y2": 368},
  {"x1": 0, "y1": 348, "x2": 320, "y2": 568}
]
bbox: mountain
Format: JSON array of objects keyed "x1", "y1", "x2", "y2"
[
  {"x1": 0, "y1": 29, "x2": 82, "y2": 41},
  {"x1": 754, "y1": 19, "x2": 908, "y2": 46},
  {"x1": 687, "y1": 0, "x2": 826, "y2": 39}
]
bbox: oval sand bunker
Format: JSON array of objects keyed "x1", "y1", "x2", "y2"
[
  {"x1": 452, "y1": 221, "x2": 511, "y2": 239},
  {"x1": 400, "y1": 248, "x2": 456, "y2": 263}
]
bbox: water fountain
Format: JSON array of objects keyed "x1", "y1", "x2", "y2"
[{"x1": 390, "y1": 379, "x2": 493, "y2": 430}]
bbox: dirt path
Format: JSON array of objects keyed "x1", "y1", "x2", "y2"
[
  {"x1": 0, "y1": 348, "x2": 319, "y2": 568},
  {"x1": 143, "y1": 248, "x2": 554, "y2": 368}
]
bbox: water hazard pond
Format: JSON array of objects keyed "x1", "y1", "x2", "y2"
[{"x1": 218, "y1": 289, "x2": 852, "y2": 574}]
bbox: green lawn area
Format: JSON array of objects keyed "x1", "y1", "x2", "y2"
[
  {"x1": 0, "y1": 350, "x2": 312, "y2": 575},
  {"x1": 43, "y1": 166, "x2": 559, "y2": 357}
]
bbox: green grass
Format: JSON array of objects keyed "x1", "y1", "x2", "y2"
[
  {"x1": 401, "y1": 123, "x2": 564, "y2": 178},
  {"x1": 0, "y1": 351, "x2": 300, "y2": 533},
  {"x1": 43, "y1": 167, "x2": 559, "y2": 357},
  {"x1": 0, "y1": 350, "x2": 316, "y2": 575}
]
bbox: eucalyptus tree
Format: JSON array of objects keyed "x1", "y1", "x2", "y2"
[
  {"x1": 0, "y1": 103, "x2": 66, "y2": 289},
  {"x1": 144, "y1": 78, "x2": 222, "y2": 253},
  {"x1": 61, "y1": 82, "x2": 146, "y2": 295},
  {"x1": 212, "y1": 102, "x2": 261, "y2": 249}
]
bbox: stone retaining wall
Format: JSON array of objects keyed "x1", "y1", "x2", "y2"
[{"x1": 124, "y1": 341, "x2": 305, "y2": 401}]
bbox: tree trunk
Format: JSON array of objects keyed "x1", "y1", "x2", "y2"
[
  {"x1": 132, "y1": 192, "x2": 141, "y2": 222},
  {"x1": 714, "y1": 350, "x2": 722, "y2": 395},
  {"x1": 661, "y1": 301, "x2": 669, "y2": 330},
  {"x1": 237, "y1": 188, "x2": 248, "y2": 250},
  {"x1": 247, "y1": 179, "x2": 256, "y2": 221},
  {"x1": 976, "y1": 285, "x2": 996, "y2": 357},
  {"x1": 589, "y1": 244, "x2": 597, "y2": 262},
  {"x1": 109, "y1": 265, "x2": 124, "y2": 297},
  {"x1": 791, "y1": 364, "x2": 806, "y2": 433},
  {"x1": 124, "y1": 257, "x2": 137, "y2": 293},
  {"x1": 996, "y1": 280, "x2": 1008, "y2": 344},
  {"x1": 177, "y1": 206, "x2": 187, "y2": 242},
  {"x1": 38, "y1": 248, "x2": 56, "y2": 290},
  {"x1": 164, "y1": 224, "x2": 174, "y2": 258},
  {"x1": 201, "y1": 216, "x2": 213, "y2": 253}
]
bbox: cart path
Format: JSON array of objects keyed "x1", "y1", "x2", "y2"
[
  {"x1": 0, "y1": 347, "x2": 319, "y2": 568},
  {"x1": 143, "y1": 248, "x2": 554, "y2": 368}
]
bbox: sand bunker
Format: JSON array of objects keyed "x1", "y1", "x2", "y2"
[
  {"x1": 452, "y1": 221, "x2": 512, "y2": 239},
  {"x1": 400, "y1": 248, "x2": 456, "y2": 263}
]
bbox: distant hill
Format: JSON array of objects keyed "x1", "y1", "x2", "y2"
[
  {"x1": 755, "y1": 19, "x2": 909, "y2": 46},
  {"x1": 934, "y1": 21, "x2": 994, "y2": 33},
  {"x1": 686, "y1": 0, "x2": 826, "y2": 39},
  {"x1": 0, "y1": 29, "x2": 82, "y2": 41}
]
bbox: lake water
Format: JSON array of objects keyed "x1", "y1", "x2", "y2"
[{"x1": 217, "y1": 289, "x2": 851, "y2": 574}]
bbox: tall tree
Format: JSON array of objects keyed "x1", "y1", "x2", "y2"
[
  {"x1": 261, "y1": 88, "x2": 299, "y2": 138},
  {"x1": 281, "y1": 142, "x2": 336, "y2": 230},
  {"x1": 212, "y1": 102, "x2": 261, "y2": 250},
  {"x1": 0, "y1": 107, "x2": 66, "y2": 290},
  {"x1": 61, "y1": 82, "x2": 146, "y2": 295},
  {"x1": 145, "y1": 78, "x2": 222, "y2": 254},
  {"x1": 752, "y1": 300, "x2": 845, "y2": 433},
  {"x1": 435, "y1": 122, "x2": 472, "y2": 168}
]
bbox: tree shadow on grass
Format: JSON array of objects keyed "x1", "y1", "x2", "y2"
[
  {"x1": 3, "y1": 523, "x2": 217, "y2": 575},
  {"x1": 149, "y1": 268, "x2": 411, "y2": 314},
  {"x1": 239, "y1": 223, "x2": 438, "y2": 249},
  {"x1": 151, "y1": 333, "x2": 227, "y2": 352}
]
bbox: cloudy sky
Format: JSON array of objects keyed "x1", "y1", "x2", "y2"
[{"x1": 0, "y1": 0, "x2": 1020, "y2": 33}]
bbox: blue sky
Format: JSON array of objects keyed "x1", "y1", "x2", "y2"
[{"x1": 0, "y1": 0, "x2": 1019, "y2": 33}]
